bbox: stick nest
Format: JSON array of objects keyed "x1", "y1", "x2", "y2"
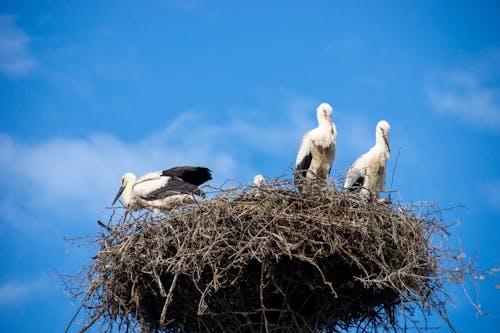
[{"x1": 66, "y1": 177, "x2": 476, "y2": 332}]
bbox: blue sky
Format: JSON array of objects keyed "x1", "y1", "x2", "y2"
[{"x1": 0, "y1": 1, "x2": 499, "y2": 332}]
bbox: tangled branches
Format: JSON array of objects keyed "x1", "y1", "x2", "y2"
[{"x1": 64, "y1": 177, "x2": 484, "y2": 332}]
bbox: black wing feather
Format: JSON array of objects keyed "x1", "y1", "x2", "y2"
[
  {"x1": 347, "y1": 175, "x2": 365, "y2": 193},
  {"x1": 295, "y1": 153, "x2": 313, "y2": 178},
  {"x1": 143, "y1": 177, "x2": 201, "y2": 200},
  {"x1": 161, "y1": 166, "x2": 212, "y2": 186}
]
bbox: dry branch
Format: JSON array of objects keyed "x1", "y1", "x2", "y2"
[{"x1": 64, "y1": 177, "x2": 491, "y2": 333}]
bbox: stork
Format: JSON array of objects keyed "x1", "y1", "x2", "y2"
[
  {"x1": 344, "y1": 120, "x2": 391, "y2": 198},
  {"x1": 295, "y1": 102, "x2": 337, "y2": 185},
  {"x1": 253, "y1": 174, "x2": 265, "y2": 187},
  {"x1": 251, "y1": 174, "x2": 266, "y2": 199},
  {"x1": 112, "y1": 166, "x2": 212, "y2": 212}
]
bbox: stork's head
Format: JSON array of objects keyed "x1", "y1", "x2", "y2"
[
  {"x1": 316, "y1": 102, "x2": 334, "y2": 126},
  {"x1": 112, "y1": 172, "x2": 136, "y2": 205},
  {"x1": 376, "y1": 120, "x2": 391, "y2": 152},
  {"x1": 253, "y1": 174, "x2": 265, "y2": 187}
]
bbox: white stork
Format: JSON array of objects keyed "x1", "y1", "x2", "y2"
[
  {"x1": 295, "y1": 102, "x2": 337, "y2": 185},
  {"x1": 253, "y1": 174, "x2": 265, "y2": 187},
  {"x1": 344, "y1": 120, "x2": 391, "y2": 198},
  {"x1": 112, "y1": 166, "x2": 212, "y2": 212},
  {"x1": 252, "y1": 174, "x2": 266, "y2": 199}
]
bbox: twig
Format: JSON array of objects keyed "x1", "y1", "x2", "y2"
[
  {"x1": 60, "y1": 175, "x2": 494, "y2": 333},
  {"x1": 389, "y1": 147, "x2": 401, "y2": 200}
]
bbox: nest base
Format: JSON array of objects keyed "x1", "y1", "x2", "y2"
[{"x1": 66, "y1": 178, "x2": 467, "y2": 333}]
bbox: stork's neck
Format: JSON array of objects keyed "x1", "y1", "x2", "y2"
[
  {"x1": 317, "y1": 114, "x2": 331, "y2": 128},
  {"x1": 375, "y1": 132, "x2": 390, "y2": 156},
  {"x1": 375, "y1": 133, "x2": 384, "y2": 146},
  {"x1": 310, "y1": 119, "x2": 336, "y2": 148},
  {"x1": 122, "y1": 183, "x2": 136, "y2": 207}
]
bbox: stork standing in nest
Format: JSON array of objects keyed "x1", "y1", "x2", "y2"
[
  {"x1": 112, "y1": 166, "x2": 212, "y2": 212},
  {"x1": 344, "y1": 120, "x2": 391, "y2": 199},
  {"x1": 294, "y1": 102, "x2": 337, "y2": 186}
]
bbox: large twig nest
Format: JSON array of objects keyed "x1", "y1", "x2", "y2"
[{"x1": 65, "y1": 177, "x2": 480, "y2": 333}]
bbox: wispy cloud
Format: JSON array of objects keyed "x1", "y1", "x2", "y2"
[
  {"x1": 0, "y1": 96, "x2": 377, "y2": 229},
  {"x1": 0, "y1": 130, "x2": 239, "y2": 222},
  {"x1": 0, "y1": 277, "x2": 47, "y2": 307},
  {"x1": 0, "y1": 98, "x2": 323, "y2": 226},
  {"x1": 0, "y1": 15, "x2": 37, "y2": 77},
  {"x1": 426, "y1": 51, "x2": 500, "y2": 130}
]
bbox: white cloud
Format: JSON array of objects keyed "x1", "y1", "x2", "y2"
[
  {"x1": 0, "y1": 97, "x2": 379, "y2": 229},
  {"x1": 0, "y1": 278, "x2": 47, "y2": 307},
  {"x1": 426, "y1": 51, "x2": 500, "y2": 130},
  {"x1": 0, "y1": 15, "x2": 37, "y2": 77},
  {"x1": 0, "y1": 130, "x2": 239, "y2": 222},
  {"x1": 0, "y1": 98, "x2": 320, "y2": 225}
]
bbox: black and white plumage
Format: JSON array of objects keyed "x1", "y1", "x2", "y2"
[
  {"x1": 344, "y1": 120, "x2": 391, "y2": 198},
  {"x1": 295, "y1": 102, "x2": 337, "y2": 184},
  {"x1": 112, "y1": 166, "x2": 212, "y2": 212}
]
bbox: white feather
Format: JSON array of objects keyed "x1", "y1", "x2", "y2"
[
  {"x1": 133, "y1": 176, "x2": 172, "y2": 197},
  {"x1": 344, "y1": 120, "x2": 391, "y2": 197},
  {"x1": 112, "y1": 167, "x2": 208, "y2": 212},
  {"x1": 253, "y1": 174, "x2": 265, "y2": 186},
  {"x1": 295, "y1": 103, "x2": 337, "y2": 183},
  {"x1": 295, "y1": 134, "x2": 313, "y2": 166}
]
